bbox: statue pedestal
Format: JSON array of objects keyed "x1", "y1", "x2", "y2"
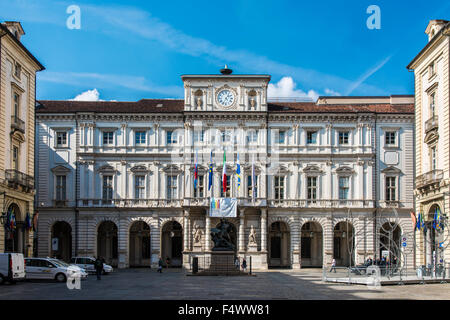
[
  {"x1": 209, "y1": 251, "x2": 236, "y2": 273},
  {"x1": 247, "y1": 243, "x2": 258, "y2": 252}
]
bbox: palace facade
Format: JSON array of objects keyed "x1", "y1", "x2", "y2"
[
  {"x1": 0, "y1": 22, "x2": 44, "y2": 255},
  {"x1": 409, "y1": 20, "x2": 450, "y2": 267},
  {"x1": 35, "y1": 70, "x2": 415, "y2": 270}
]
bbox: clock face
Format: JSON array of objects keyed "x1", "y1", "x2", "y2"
[{"x1": 217, "y1": 89, "x2": 235, "y2": 107}]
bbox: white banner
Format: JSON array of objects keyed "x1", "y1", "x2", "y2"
[{"x1": 210, "y1": 198, "x2": 237, "y2": 217}]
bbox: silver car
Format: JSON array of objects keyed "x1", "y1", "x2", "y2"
[
  {"x1": 70, "y1": 257, "x2": 113, "y2": 274},
  {"x1": 25, "y1": 258, "x2": 88, "y2": 282}
]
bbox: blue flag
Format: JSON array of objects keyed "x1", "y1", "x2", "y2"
[
  {"x1": 208, "y1": 151, "x2": 213, "y2": 191},
  {"x1": 416, "y1": 213, "x2": 421, "y2": 230}
]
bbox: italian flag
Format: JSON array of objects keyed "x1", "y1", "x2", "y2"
[{"x1": 222, "y1": 150, "x2": 227, "y2": 194}]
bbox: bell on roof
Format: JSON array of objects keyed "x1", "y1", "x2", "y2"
[{"x1": 220, "y1": 65, "x2": 233, "y2": 75}]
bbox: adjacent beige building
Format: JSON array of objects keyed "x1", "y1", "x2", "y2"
[
  {"x1": 0, "y1": 22, "x2": 44, "y2": 255},
  {"x1": 408, "y1": 20, "x2": 450, "y2": 267}
]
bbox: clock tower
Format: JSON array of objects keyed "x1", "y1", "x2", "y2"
[{"x1": 181, "y1": 67, "x2": 270, "y2": 112}]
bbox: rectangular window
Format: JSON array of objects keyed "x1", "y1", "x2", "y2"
[
  {"x1": 385, "y1": 132, "x2": 396, "y2": 145},
  {"x1": 193, "y1": 129, "x2": 204, "y2": 143},
  {"x1": 307, "y1": 176, "x2": 317, "y2": 200},
  {"x1": 135, "y1": 176, "x2": 145, "y2": 199},
  {"x1": 14, "y1": 63, "x2": 21, "y2": 79},
  {"x1": 338, "y1": 131, "x2": 349, "y2": 145},
  {"x1": 56, "y1": 175, "x2": 67, "y2": 201},
  {"x1": 103, "y1": 131, "x2": 114, "y2": 145},
  {"x1": 429, "y1": 62, "x2": 435, "y2": 77},
  {"x1": 247, "y1": 175, "x2": 258, "y2": 198},
  {"x1": 274, "y1": 176, "x2": 285, "y2": 200},
  {"x1": 102, "y1": 176, "x2": 113, "y2": 203},
  {"x1": 307, "y1": 131, "x2": 317, "y2": 144},
  {"x1": 247, "y1": 130, "x2": 258, "y2": 144},
  {"x1": 221, "y1": 175, "x2": 231, "y2": 197},
  {"x1": 167, "y1": 175, "x2": 178, "y2": 199},
  {"x1": 13, "y1": 93, "x2": 19, "y2": 118},
  {"x1": 431, "y1": 147, "x2": 437, "y2": 171},
  {"x1": 167, "y1": 130, "x2": 177, "y2": 144},
  {"x1": 194, "y1": 175, "x2": 204, "y2": 198},
  {"x1": 339, "y1": 177, "x2": 349, "y2": 200},
  {"x1": 385, "y1": 177, "x2": 396, "y2": 201},
  {"x1": 221, "y1": 130, "x2": 231, "y2": 143},
  {"x1": 12, "y1": 146, "x2": 19, "y2": 170},
  {"x1": 278, "y1": 130, "x2": 286, "y2": 144},
  {"x1": 430, "y1": 92, "x2": 436, "y2": 116},
  {"x1": 56, "y1": 132, "x2": 67, "y2": 147},
  {"x1": 135, "y1": 131, "x2": 146, "y2": 145}
]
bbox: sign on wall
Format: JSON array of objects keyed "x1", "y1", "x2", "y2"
[
  {"x1": 52, "y1": 238, "x2": 59, "y2": 251},
  {"x1": 210, "y1": 198, "x2": 237, "y2": 217}
]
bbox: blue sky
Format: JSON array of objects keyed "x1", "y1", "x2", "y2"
[{"x1": 1, "y1": 0, "x2": 449, "y2": 101}]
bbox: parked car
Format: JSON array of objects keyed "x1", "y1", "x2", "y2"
[
  {"x1": 25, "y1": 258, "x2": 88, "y2": 282},
  {"x1": 0, "y1": 253, "x2": 25, "y2": 284},
  {"x1": 70, "y1": 257, "x2": 113, "y2": 274}
]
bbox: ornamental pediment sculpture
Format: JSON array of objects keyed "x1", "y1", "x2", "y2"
[
  {"x1": 381, "y1": 166, "x2": 402, "y2": 174},
  {"x1": 162, "y1": 164, "x2": 182, "y2": 174},
  {"x1": 130, "y1": 165, "x2": 149, "y2": 173},
  {"x1": 97, "y1": 165, "x2": 116, "y2": 173},
  {"x1": 302, "y1": 164, "x2": 322, "y2": 174},
  {"x1": 335, "y1": 166, "x2": 355, "y2": 175}
]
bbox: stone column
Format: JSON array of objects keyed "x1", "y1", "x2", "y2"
[
  {"x1": 239, "y1": 209, "x2": 245, "y2": 253},
  {"x1": 205, "y1": 210, "x2": 211, "y2": 251},
  {"x1": 183, "y1": 209, "x2": 189, "y2": 252},
  {"x1": 261, "y1": 209, "x2": 267, "y2": 252}
]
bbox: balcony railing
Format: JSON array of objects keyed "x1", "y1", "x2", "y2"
[
  {"x1": 78, "y1": 198, "x2": 183, "y2": 208},
  {"x1": 5, "y1": 169, "x2": 34, "y2": 190},
  {"x1": 11, "y1": 116, "x2": 25, "y2": 133},
  {"x1": 53, "y1": 200, "x2": 68, "y2": 207},
  {"x1": 267, "y1": 199, "x2": 375, "y2": 208},
  {"x1": 425, "y1": 115, "x2": 438, "y2": 133},
  {"x1": 416, "y1": 169, "x2": 443, "y2": 189}
]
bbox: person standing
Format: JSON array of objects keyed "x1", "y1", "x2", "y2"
[
  {"x1": 241, "y1": 258, "x2": 247, "y2": 272},
  {"x1": 330, "y1": 258, "x2": 336, "y2": 273},
  {"x1": 158, "y1": 256, "x2": 163, "y2": 273},
  {"x1": 94, "y1": 256, "x2": 103, "y2": 280}
]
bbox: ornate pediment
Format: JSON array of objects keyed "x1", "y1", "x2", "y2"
[
  {"x1": 130, "y1": 165, "x2": 149, "y2": 173},
  {"x1": 97, "y1": 165, "x2": 116, "y2": 173},
  {"x1": 51, "y1": 165, "x2": 71, "y2": 173},
  {"x1": 335, "y1": 166, "x2": 355, "y2": 175},
  {"x1": 424, "y1": 131, "x2": 438, "y2": 144},
  {"x1": 303, "y1": 164, "x2": 322, "y2": 175},
  {"x1": 381, "y1": 166, "x2": 402, "y2": 174},
  {"x1": 162, "y1": 164, "x2": 182, "y2": 174}
]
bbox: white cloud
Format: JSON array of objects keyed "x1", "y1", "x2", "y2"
[
  {"x1": 268, "y1": 77, "x2": 342, "y2": 101},
  {"x1": 71, "y1": 88, "x2": 102, "y2": 101}
]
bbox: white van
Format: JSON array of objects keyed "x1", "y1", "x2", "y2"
[{"x1": 0, "y1": 253, "x2": 26, "y2": 284}]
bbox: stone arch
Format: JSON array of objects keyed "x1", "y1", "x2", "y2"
[
  {"x1": 4, "y1": 203, "x2": 25, "y2": 254},
  {"x1": 300, "y1": 220, "x2": 323, "y2": 267},
  {"x1": 161, "y1": 219, "x2": 183, "y2": 267},
  {"x1": 96, "y1": 220, "x2": 118, "y2": 267},
  {"x1": 45, "y1": 217, "x2": 75, "y2": 259},
  {"x1": 333, "y1": 221, "x2": 355, "y2": 267},
  {"x1": 379, "y1": 221, "x2": 402, "y2": 265},
  {"x1": 268, "y1": 218, "x2": 292, "y2": 268},
  {"x1": 50, "y1": 220, "x2": 73, "y2": 262},
  {"x1": 128, "y1": 219, "x2": 151, "y2": 267}
]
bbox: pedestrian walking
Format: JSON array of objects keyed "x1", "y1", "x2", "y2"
[
  {"x1": 234, "y1": 256, "x2": 240, "y2": 270},
  {"x1": 330, "y1": 258, "x2": 336, "y2": 273},
  {"x1": 165, "y1": 257, "x2": 171, "y2": 269},
  {"x1": 241, "y1": 258, "x2": 247, "y2": 272},
  {"x1": 94, "y1": 256, "x2": 103, "y2": 280},
  {"x1": 158, "y1": 256, "x2": 163, "y2": 273}
]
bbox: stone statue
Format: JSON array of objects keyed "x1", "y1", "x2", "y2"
[
  {"x1": 248, "y1": 225, "x2": 257, "y2": 245},
  {"x1": 210, "y1": 218, "x2": 235, "y2": 251},
  {"x1": 193, "y1": 224, "x2": 203, "y2": 244}
]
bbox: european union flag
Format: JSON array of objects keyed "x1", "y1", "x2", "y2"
[{"x1": 208, "y1": 151, "x2": 213, "y2": 191}]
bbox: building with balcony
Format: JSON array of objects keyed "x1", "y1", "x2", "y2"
[
  {"x1": 35, "y1": 68, "x2": 414, "y2": 270},
  {"x1": 408, "y1": 19, "x2": 450, "y2": 267},
  {"x1": 0, "y1": 21, "x2": 44, "y2": 255}
]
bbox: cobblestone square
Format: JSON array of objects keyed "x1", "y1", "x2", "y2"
[{"x1": 1, "y1": 269, "x2": 449, "y2": 300}]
